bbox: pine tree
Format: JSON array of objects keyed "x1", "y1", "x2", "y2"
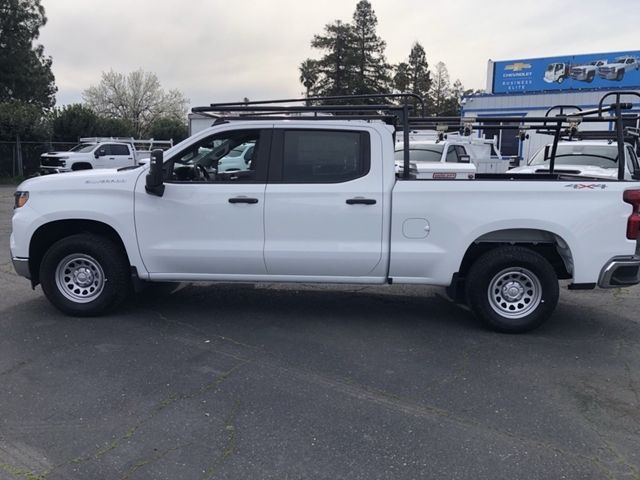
[
  {"x1": 0, "y1": 0, "x2": 56, "y2": 108},
  {"x1": 395, "y1": 42, "x2": 431, "y2": 114},
  {"x1": 350, "y1": 0, "x2": 391, "y2": 97},
  {"x1": 306, "y1": 20, "x2": 356, "y2": 99}
]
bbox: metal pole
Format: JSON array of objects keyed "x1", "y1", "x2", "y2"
[
  {"x1": 614, "y1": 101, "x2": 626, "y2": 181},
  {"x1": 16, "y1": 134, "x2": 23, "y2": 177},
  {"x1": 548, "y1": 120, "x2": 561, "y2": 175},
  {"x1": 402, "y1": 104, "x2": 410, "y2": 180}
]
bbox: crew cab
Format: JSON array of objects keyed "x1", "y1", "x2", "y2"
[
  {"x1": 508, "y1": 141, "x2": 640, "y2": 179},
  {"x1": 598, "y1": 56, "x2": 639, "y2": 81},
  {"x1": 40, "y1": 137, "x2": 173, "y2": 174},
  {"x1": 10, "y1": 109, "x2": 640, "y2": 333}
]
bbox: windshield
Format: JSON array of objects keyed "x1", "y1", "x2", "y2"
[
  {"x1": 69, "y1": 143, "x2": 96, "y2": 153},
  {"x1": 614, "y1": 57, "x2": 627, "y2": 63},
  {"x1": 529, "y1": 145, "x2": 619, "y2": 168},
  {"x1": 394, "y1": 146, "x2": 443, "y2": 163}
]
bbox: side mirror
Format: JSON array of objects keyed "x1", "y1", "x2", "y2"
[
  {"x1": 459, "y1": 154, "x2": 471, "y2": 163},
  {"x1": 145, "y1": 149, "x2": 165, "y2": 196}
]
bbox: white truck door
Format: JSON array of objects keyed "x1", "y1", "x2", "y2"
[
  {"x1": 109, "y1": 144, "x2": 135, "y2": 168},
  {"x1": 134, "y1": 128, "x2": 271, "y2": 276},
  {"x1": 264, "y1": 127, "x2": 384, "y2": 277}
]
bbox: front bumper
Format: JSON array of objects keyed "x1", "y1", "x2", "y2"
[
  {"x1": 12, "y1": 257, "x2": 30, "y2": 279},
  {"x1": 598, "y1": 255, "x2": 640, "y2": 288}
]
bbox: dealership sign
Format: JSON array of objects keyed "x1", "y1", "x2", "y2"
[{"x1": 492, "y1": 50, "x2": 640, "y2": 94}]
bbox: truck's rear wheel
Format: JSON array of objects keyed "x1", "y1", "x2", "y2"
[
  {"x1": 40, "y1": 234, "x2": 130, "y2": 316},
  {"x1": 465, "y1": 246, "x2": 559, "y2": 333}
]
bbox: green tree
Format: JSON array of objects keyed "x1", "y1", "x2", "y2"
[
  {"x1": 305, "y1": 20, "x2": 356, "y2": 99},
  {"x1": 394, "y1": 42, "x2": 431, "y2": 115},
  {"x1": 50, "y1": 104, "x2": 100, "y2": 142},
  {"x1": 83, "y1": 69, "x2": 188, "y2": 137},
  {"x1": 96, "y1": 117, "x2": 135, "y2": 138},
  {"x1": 0, "y1": 100, "x2": 48, "y2": 141},
  {"x1": 0, "y1": 0, "x2": 56, "y2": 108},
  {"x1": 440, "y1": 79, "x2": 465, "y2": 116},
  {"x1": 147, "y1": 117, "x2": 188, "y2": 143},
  {"x1": 350, "y1": 0, "x2": 391, "y2": 96}
]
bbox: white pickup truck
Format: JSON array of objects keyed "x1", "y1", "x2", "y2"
[
  {"x1": 509, "y1": 141, "x2": 640, "y2": 179},
  {"x1": 40, "y1": 137, "x2": 173, "y2": 174},
  {"x1": 10, "y1": 113, "x2": 640, "y2": 333}
]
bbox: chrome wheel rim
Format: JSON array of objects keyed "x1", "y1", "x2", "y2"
[
  {"x1": 488, "y1": 268, "x2": 542, "y2": 319},
  {"x1": 55, "y1": 254, "x2": 105, "y2": 303}
]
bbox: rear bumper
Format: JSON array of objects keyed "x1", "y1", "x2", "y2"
[
  {"x1": 598, "y1": 255, "x2": 640, "y2": 288},
  {"x1": 12, "y1": 257, "x2": 30, "y2": 279}
]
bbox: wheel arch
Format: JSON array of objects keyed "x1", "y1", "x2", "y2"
[
  {"x1": 29, "y1": 219, "x2": 130, "y2": 286},
  {"x1": 458, "y1": 228, "x2": 574, "y2": 280}
]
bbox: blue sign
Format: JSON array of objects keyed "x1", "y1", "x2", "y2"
[{"x1": 492, "y1": 50, "x2": 640, "y2": 94}]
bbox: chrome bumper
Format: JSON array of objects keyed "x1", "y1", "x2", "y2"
[
  {"x1": 598, "y1": 255, "x2": 640, "y2": 288},
  {"x1": 12, "y1": 257, "x2": 30, "y2": 279}
]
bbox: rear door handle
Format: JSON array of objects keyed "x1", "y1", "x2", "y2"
[
  {"x1": 346, "y1": 198, "x2": 376, "y2": 205},
  {"x1": 228, "y1": 197, "x2": 259, "y2": 204}
]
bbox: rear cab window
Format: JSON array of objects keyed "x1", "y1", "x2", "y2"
[{"x1": 270, "y1": 129, "x2": 370, "y2": 183}]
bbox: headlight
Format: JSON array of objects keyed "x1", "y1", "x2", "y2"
[{"x1": 14, "y1": 191, "x2": 29, "y2": 209}]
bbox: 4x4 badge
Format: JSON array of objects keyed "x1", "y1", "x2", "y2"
[{"x1": 564, "y1": 184, "x2": 607, "y2": 190}]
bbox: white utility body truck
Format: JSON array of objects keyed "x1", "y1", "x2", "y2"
[
  {"x1": 10, "y1": 94, "x2": 640, "y2": 333},
  {"x1": 40, "y1": 137, "x2": 173, "y2": 174},
  {"x1": 395, "y1": 131, "x2": 508, "y2": 175}
]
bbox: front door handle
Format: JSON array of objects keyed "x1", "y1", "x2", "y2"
[
  {"x1": 346, "y1": 198, "x2": 376, "y2": 205},
  {"x1": 228, "y1": 197, "x2": 259, "y2": 204}
]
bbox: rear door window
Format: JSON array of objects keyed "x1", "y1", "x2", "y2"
[{"x1": 278, "y1": 130, "x2": 369, "y2": 183}]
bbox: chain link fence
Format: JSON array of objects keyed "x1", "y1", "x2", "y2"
[{"x1": 0, "y1": 141, "x2": 77, "y2": 177}]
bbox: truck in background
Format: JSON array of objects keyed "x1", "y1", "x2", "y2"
[
  {"x1": 570, "y1": 60, "x2": 607, "y2": 83},
  {"x1": 39, "y1": 137, "x2": 173, "y2": 174}
]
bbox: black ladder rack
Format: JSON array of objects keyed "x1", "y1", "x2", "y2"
[{"x1": 191, "y1": 92, "x2": 640, "y2": 181}]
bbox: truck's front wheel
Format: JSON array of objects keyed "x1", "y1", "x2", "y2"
[
  {"x1": 465, "y1": 246, "x2": 558, "y2": 333},
  {"x1": 40, "y1": 234, "x2": 130, "y2": 316}
]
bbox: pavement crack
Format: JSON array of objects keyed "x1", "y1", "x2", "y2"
[{"x1": 202, "y1": 400, "x2": 240, "y2": 480}]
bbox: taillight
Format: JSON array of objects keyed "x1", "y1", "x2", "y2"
[{"x1": 623, "y1": 189, "x2": 640, "y2": 239}]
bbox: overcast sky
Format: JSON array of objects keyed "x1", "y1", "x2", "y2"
[{"x1": 38, "y1": 0, "x2": 640, "y2": 109}]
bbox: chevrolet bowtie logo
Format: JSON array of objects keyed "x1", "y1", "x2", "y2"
[{"x1": 505, "y1": 62, "x2": 532, "y2": 72}]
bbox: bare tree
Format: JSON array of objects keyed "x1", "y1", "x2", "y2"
[
  {"x1": 83, "y1": 69, "x2": 188, "y2": 137},
  {"x1": 429, "y1": 61, "x2": 451, "y2": 116}
]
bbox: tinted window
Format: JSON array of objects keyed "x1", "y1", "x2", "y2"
[
  {"x1": 445, "y1": 146, "x2": 458, "y2": 163},
  {"x1": 110, "y1": 144, "x2": 130, "y2": 156},
  {"x1": 96, "y1": 144, "x2": 110, "y2": 156},
  {"x1": 282, "y1": 130, "x2": 367, "y2": 183},
  {"x1": 394, "y1": 147, "x2": 442, "y2": 163}
]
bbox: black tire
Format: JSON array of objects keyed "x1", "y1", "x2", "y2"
[
  {"x1": 557, "y1": 75, "x2": 565, "y2": 84},
  {"x1": 587, "y1": 71, "x2": 595, "y2": 83},
  {"x1": 40, "y1": 233, "x2": 130, "y2": 316},
  {"x1": 465, "y1": 246, "x2": 559, "y2": 333},
  {"x1": 616, "y1": 70, "x2": 625, "y2": 81}
]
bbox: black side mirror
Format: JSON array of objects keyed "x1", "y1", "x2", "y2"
[
  {"x1": 145, "y1": 149, "x2": 165, "y2": 196},
  {"x1": 459, "y1": 154, "x2": 471, "y2": 163}
]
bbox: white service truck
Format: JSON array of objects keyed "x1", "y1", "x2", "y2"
[
  {"x1": 40, "y1": 137, "x2": 172, "y2": 174},
  {"x1": 395, "y1": 132, "x2": 508, "y2": 175},
  {"x1": 10, "y1": 103, "x2": 640, "y2": 333},
  {"x1": 509, "y1": 141, "x2": 640, "y2": 180}
]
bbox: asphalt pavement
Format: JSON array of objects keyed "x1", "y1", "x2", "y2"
[{"x1": 1, "y1": 184, "x2": 640, "y2": 480}]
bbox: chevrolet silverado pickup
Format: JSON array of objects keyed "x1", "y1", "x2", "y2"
[{"x1": 10, "y1": 97, "x2": 640, "y2": 333}]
